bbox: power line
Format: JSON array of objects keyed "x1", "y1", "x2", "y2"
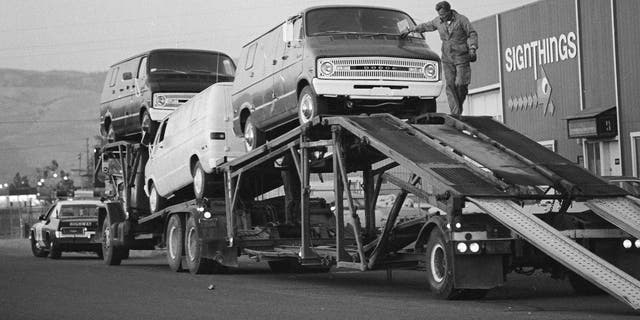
[{"x1": 0, "y1": 119, "x2": 96, "y2": 124}]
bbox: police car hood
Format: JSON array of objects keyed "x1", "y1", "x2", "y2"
[{"x1": 307, "y1": 35, "x2": 440, "y2": 61}]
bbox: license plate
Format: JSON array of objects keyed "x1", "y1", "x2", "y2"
[{"x1": 62, "y1": 228, "x2": 84, "y2": 235}]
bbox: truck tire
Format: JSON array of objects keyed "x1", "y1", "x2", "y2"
[
  {"x1": 102, "y1": 216, "x2": 123, "y2": 266},
  {"x1": 425, "y1": 229, "x2": 457, "y2": 299},
  {"x1": 243, "y1": 115, "x2": 265, "y2": 152},
  {"x1": 48, "y1": 239, "x2": 62, "y2": 259},
  {"x1": 193, "y1": 161, "x2": 212, "y2": 201},
  {"x1": 30, "y1": 233, "x2": 47, "y2": 258},
  {"x1": 166, "y1": 214, "x2": 185, "y2": 272},
  {"x1": 185, "y1": 215, "x2": 224, "y2": 274},
  {"x1": 298, "y1": 86, "x2": 327, "y2": 125},
  {"x1": 148, "y1": 182, "x2": 166, "y2": 213}
]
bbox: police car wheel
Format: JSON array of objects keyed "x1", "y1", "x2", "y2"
[
  {"x1": 48, "y1": 240, "x2": 62, "y2": 259},
  {"x1": 30, "y1": 233, "x2": 47, "y2": 258}
]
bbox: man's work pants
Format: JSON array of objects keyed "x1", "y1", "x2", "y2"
[{"x1": 443, "y1": 61, "x2": 471, "y2": 116}]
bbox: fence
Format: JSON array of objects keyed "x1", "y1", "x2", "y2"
[{"x1": 0, "y1": 206, "x2": 45, "y2": 239}]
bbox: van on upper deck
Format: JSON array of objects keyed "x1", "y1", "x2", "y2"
[
  {"x1": 100, "y1": 49, "x2": 236, "y2": 143},
  {"x1": 231, "y1": 5, "x2": 443, "y2": 150}
]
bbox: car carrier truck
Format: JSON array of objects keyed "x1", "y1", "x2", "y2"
[{"x1": 95, "y1": 113, "x2": 640, "y2": 310}]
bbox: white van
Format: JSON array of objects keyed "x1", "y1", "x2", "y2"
[{"x1": 144, "y1": 82, "x2": 245, "y2": 211}]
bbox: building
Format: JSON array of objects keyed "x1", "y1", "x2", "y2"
[{"x1": 466, "y1": 0, "x2": 640, "y2": 177}]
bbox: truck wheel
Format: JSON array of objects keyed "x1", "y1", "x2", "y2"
[
  {"x1": 426, "y1": 229, "x2": 457, "y2": 299},
  {"x1": 102, "y1": 215, "x2": 123, "y2": 266},
  {"x1": 148, "y1": 182, "x2": 166, "y2": 213},
  {"x1": 166, "y1": 214, "x2": 185, "y2": 272},
  {"x1": 193, "y1": 161, "x2": 212, "y2": 201},
  {"x1": 185, "y1": 215, "x2": 224, "y2": 274},
  {"x1": 243, "y1": 115, "x2": 265, "y2": 151},
  {"x1": 568, "y1": 272, "x2": 604, "y2": 295},
  {"x1": 48, "y1": 239, "x2": 62, "y2": 259},
  {"x1": 298, "y1": 86, "x2": 327, "y2": 125},
  {"x1": 30, "y1": 233, "x2": 47, "y2": 258}
]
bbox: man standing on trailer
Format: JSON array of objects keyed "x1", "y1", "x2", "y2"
[{"x1": 402, "y1": 1, "x2": 478, "y2": 116}]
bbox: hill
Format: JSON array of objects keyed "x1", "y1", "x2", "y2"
[{"x1": 0, "y1": 69, "x2": 106, "y2": 186}]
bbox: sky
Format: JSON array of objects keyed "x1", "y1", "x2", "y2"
[{"x1": 0, "y1": 0, "x2": 538, "y2": 72}]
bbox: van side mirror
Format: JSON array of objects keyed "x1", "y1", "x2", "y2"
[
  {"x1": 283, "y1": 21, "x2": 294, "y2": 43},
  {"x1": 122, "y1": 72, "x2": 133, "y2": 80},
  {"x1": 38, "y1": 214, "x2": 46, "y2": 221}
]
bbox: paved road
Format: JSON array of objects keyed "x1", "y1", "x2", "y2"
[{"x1": 0, "y1": 239, "x2": 637, "y2": 320}]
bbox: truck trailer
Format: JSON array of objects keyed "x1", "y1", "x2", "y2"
[{"x1": 95, "y1": 113, "x2": 640, "y2": 310}]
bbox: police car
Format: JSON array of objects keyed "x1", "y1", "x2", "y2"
[{"x1": 29, "y1": 199, "x2": 103, "y2": 259}]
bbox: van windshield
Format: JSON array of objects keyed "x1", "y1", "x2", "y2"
[
  {"x1": 306, "y1": 8, "x2": 417, "y2": 36},
  {"x1": 149, "y1": 52, "x2": 236, "y2": 77}
]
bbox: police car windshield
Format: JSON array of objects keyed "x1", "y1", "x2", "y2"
[
  {"x1": 306, "y1": 8, "x2": 416, "y2": 36},
  {"x1": 149, "y1": 52, "x2": 236, "y2": 77},
  {"x1": 59, "y1": 205, "x2": 100, "y2": 218}
]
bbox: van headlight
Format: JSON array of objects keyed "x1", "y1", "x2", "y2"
[
  {"x1": 320, "y1": 61, "x2": 335, "y2": 77},
  {"x1": 423, "y1": 63, "x2": 438, "y2": 80},
  {"x1": 154, "y1": 94, "x2": 167, "y2": 107}
]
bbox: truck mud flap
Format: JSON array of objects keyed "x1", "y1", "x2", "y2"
[{"x1": 468, "y1": 197, "x2": 640, "y2": 310}]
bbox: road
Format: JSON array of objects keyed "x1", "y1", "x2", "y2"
[{"x1": 0, "y1": 239, "x2": 637, "y2": 320}]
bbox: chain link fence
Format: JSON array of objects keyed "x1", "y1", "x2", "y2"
[{"x1": 0, "y1": 206, "x2": 46, "y2": 239}]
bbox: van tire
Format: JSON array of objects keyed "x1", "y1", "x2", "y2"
[
  {"x1": 243, "y1": 115, "x2": 265, "y2": 151},
  {"x1": 193, "y1": 161, "x2": 211, "y2": 201},
  {"x1": 106, "y1": 126, "x2": 116, "y2": 142},
  {"x1": 148, "y1": 182, "x2": 166, "y2": 213},
  {"x1": 166, "y1": 214, "x2": 185, "y2": 272},
  {"x1": 298, "y1": 86, "x2": 327, "y2": 125},
  {"x1": 141, "y1": 110, "x2": 158, "y2": 145}
]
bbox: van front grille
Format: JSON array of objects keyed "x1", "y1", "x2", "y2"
[{"x1": 317, "y1": 57, "x2": 439, "y2": 81}]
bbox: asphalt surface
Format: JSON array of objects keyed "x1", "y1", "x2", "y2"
[{"x1": 0, "y1": 239, "x2": 637, "y2": 320}]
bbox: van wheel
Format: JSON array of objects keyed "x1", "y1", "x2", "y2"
[
  {"x1": 140, "y1": 110, "x2": 158, "y2": 145},
  {"x1": 243, "y1": 115, "x2": 265, "y2": 151},
  {"x1": 193, "y1": 161, "x2": 212, "y2": 201},
  {"x1": 298, "y1": 86, "x2": 328, "y2": 125},
  {"x1": 185, "y1": 215, "x2": 225, "y2": 274},
  {"x1": 106, "y1": 125, "x2": 116, "y2": 142},
  {"x1": 166, "y1": 214, "x2": 185, "y2": 272},
  {"x1": 148, "y1": 182, "x2": 166, "y2": 213}
]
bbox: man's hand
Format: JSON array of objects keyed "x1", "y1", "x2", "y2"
[
  {"x1": 469, "y1": 48, "x2": 477, "y2": 62},
  {"x1": 400, "y1": 28, "x2": 412, "y2": 39}
]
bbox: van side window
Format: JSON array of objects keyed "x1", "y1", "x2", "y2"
[
  {"x1": 109, "y1": 67, "x2": 119, "y2": 87},
  {"x1": 293, "y1": 18, "x2": 303, "y2": 40},
  {"x1": 137, "y1": 57, "x2": 148, "y2": 79},
  {"x1": 244, "y1": 43, "x2": 257, "y2": 70}
]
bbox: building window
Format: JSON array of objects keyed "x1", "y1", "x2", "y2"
[
  {"x1": 631, "y1": 132, "x2": 640, "y2": 177},
  {"x1": 538, "y1": 140, "x2": 556, "y2": 152}
]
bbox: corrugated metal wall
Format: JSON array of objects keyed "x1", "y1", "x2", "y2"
[
  {"x1": 498, "y1": 0, "x2": 582, "y2": 162},
  {"x1": 615, "y1": 0, "x2": 640, "y2": 175},
  {"x1": 469, "y1": 16, "x2": 499, "y2": 89},
  {"x1": 579, "y1": 0, "x2": 615, "y2": 111}
]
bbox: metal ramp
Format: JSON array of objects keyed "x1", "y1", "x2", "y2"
[
  {"x1": 586, "y1": 197, "x2": 640, "y2": 239},
  {"x1": 468, "y1": 197, "x2": 640, "y2": 310}
]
